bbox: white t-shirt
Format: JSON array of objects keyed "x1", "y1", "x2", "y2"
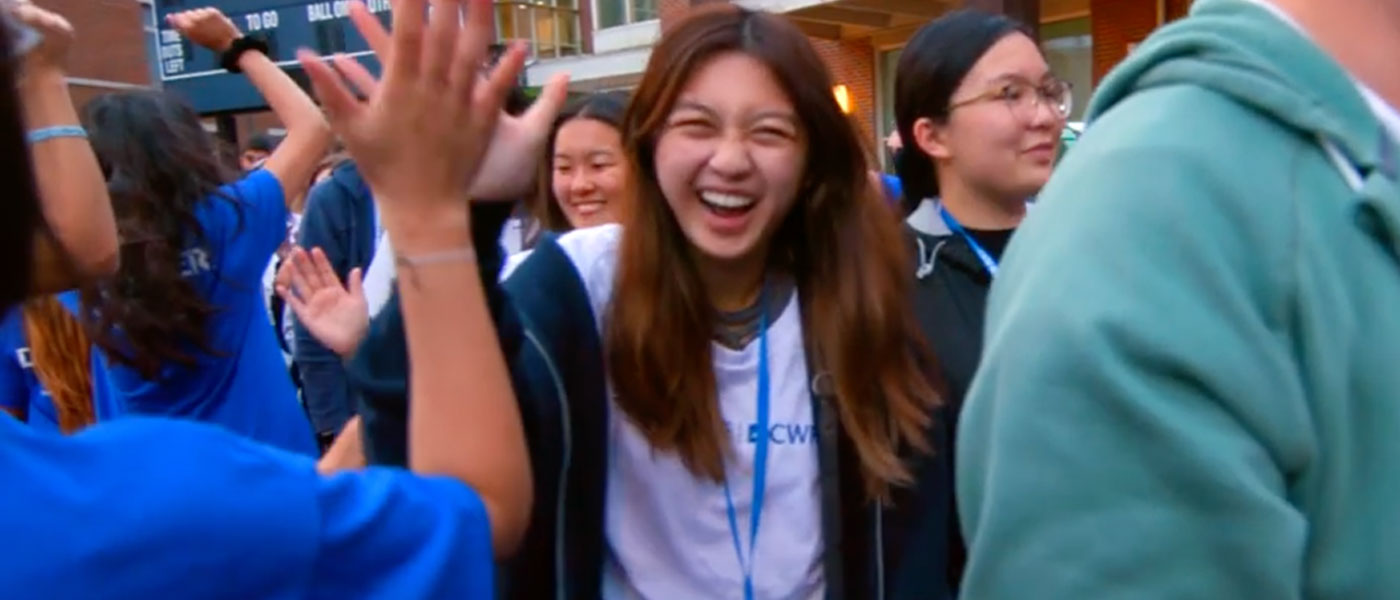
[
  {"x1": 363, "y1": 231, "x2": 395, "y2": 319},
  {"x1": 547, "y1": 225, "x2": 824, "y2": 600}
]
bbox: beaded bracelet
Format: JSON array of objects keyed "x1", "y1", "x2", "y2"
[{"x1": 27, "y1": 125, "x2": 86, "y2": 145}]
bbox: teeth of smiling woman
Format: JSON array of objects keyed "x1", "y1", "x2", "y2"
[
  {"x1": 574, "y1": 202, "x2": 605, "y2": 215},
  {"x1": 700, "y1": 191, "x2": 757, "y2": 209}
]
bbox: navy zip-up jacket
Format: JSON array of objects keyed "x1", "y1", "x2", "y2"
[
  {"x1": 347, "y1": 204, "x2": 958, "y2": 600},
  {"x1": 295, "y1": 162, "x2": 377, "y2": 438}
]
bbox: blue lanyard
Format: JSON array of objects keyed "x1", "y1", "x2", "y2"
[
  {"x1": 938, "y1": 205, "x2": 999, "y2": 277},
  {"x1": 722, "y1": 309, "x2": 771, "y2": 600}
]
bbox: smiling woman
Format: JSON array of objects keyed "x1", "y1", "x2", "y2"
[{"x1": 529, "y1": 90, "x2": 630, "y2": 236}]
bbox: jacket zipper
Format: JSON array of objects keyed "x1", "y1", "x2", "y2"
[
  {"x1": 525, "y1": 329, "x2": 572, "y2": 600},
  {"x1": 874, "y1": 504, "x2": 886, "y2": 599}
]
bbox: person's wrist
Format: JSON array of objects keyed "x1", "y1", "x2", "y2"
[
  {"x1": 18, "y1": 67, "x2": 67, "y2": 91},
  {"x1": 215, "y1": 33, "x2": 239, "y2": 53},
  {"x1": 222, "y1": 36, "x2": 266, "y2": 73},
  {"x1": 232, "y1": 41, "x2": 260, "y2": 63},
  {"x1": 378, "y1": 199, "x2": 474, "y2": 253},
  {"x1": 332, "y1": 338, "x2": 360, "y2": 359}
]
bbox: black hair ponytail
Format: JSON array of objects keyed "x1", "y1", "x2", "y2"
[{"x1": 894, "y1": 10, "x2": 1029, "y2": 215}]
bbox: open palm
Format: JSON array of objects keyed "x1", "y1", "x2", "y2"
[
  {"x1": 276, "y1": 247, "x2": 369, "y2": 358},
  {"x1": 315, "y1": 0, "x2": 568, "y2": 203}
]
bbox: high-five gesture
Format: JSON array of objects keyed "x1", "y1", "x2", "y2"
[
  {"x1": 300, "y1": 0, "x2": 541, "y2": 224},
  {"x1": 317, "y1": 0, "x2": 569, "y2": 203},
  {"x1": 297, "y1": 0, "x2": 536, "y2": 556}
]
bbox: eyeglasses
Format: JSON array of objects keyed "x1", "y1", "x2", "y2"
[{"x1": 948, "y1": 77, "x2": 1073, "y2": 123}]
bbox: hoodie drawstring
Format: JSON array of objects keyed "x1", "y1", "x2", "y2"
[
  {"x1": 1320, "y1": 135, "x2": 1366, "y2": 193},
  {"x1": 915, "y1": 237, "x2": 946, "y2": 280}
]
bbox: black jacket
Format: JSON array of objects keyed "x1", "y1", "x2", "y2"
[
  {"x1": 908, "y1": 228, "x2": 993, "y2": 405},
  {"x1": 348, "y1": 204, "x2": 957, "y2": 600},
  {"x1": 905, "y1": 200, "x2": 1008, "y2": 592}
]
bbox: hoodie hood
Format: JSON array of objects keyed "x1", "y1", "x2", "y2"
[
  {"x1": 327, "y1": 160, "x2": 373, "y2": 203},
  {"x1": 1087, "y1": 0, "x2": 1398, "y2": 189}
]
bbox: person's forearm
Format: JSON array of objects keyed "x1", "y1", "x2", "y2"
[
  {"x1": 237, "y1": 51, "x2": 328, "y2": 144},
  {"x1": 21, "y1": 69, "x2": 118, "y2": 285},
  {"x1": 391, "y1": 203, "x2": 531, "y2": 556},
  {"x1": 237, "y1": 50, "x2": 330, "y2": 204},
  {"x1": 317, "y1": 416, "x2": 366, "y2": 473}
]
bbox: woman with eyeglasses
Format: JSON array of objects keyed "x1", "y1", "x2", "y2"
[{"x1": 892, "y1": 10, "x2": 1071, "y2": 592}]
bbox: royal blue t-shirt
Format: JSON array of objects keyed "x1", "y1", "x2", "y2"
[
  {"x1": 881, "y1": 173, "x2": 903, "y2": 205},
  {"x1": 100, "y1": 170, "x2": 316, "y2": 456},
  {"x1": 0, "y1": 292, "x2": 121, "y2": 432},
  {"x1": 0, "y1": 414, "x2": 495, "y2": 598}
]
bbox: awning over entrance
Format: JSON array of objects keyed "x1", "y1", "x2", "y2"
[{"x1": 779, "y1": 0, "x2": 952, "y2": 44}]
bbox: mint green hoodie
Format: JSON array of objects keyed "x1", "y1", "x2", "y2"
[{"x1": 956, "y1": 1, "x2": 1400, "y2": 598}]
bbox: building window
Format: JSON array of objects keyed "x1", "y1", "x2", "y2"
[
  {"x1": 594, "y1": 0, "x2": 657, "y2": 29},
  {"x1": 139, "y1": 0, "x2": 162, "y2": 85},
  {"x1": 1041, "y1": 17, "x2": 1092, "y2": 123},
  {"x1": 496, "y1": 1, "x2": 582, "y2": 59}
]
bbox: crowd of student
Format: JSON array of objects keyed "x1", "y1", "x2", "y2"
[{"x1": 1, "y1": 0, "x2": 1398, "y2": 597}]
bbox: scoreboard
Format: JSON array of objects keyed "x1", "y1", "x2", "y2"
[{"x1": 154, "y1": 0, "x2": 390, "y2": 113}]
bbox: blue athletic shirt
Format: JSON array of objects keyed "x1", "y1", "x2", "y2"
[
  {"x1": 0, "y1": 291, "x2": 121, "y2": 431},
  {"x1": 100, "y1": 170, "x2": 316, "y2": 455},
  {"x1": 881, "y1": 173, "x2": 903, "y2": 205},
  {"x1": 0, "y1": 414, "x2": 494, "y2": 598}
]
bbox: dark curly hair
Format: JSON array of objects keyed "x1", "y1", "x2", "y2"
[{"x1": 80, "y1": 91, "x2": 238, "y2": 379}]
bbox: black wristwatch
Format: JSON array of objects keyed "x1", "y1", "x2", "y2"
[{"x1": 220, "y1": 36, "x2": 271, "y2": 74}]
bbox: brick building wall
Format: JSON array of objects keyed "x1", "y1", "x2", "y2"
[
  {"x1": 1167, "y1": 0, "x2": 1192, "y2": 19},
  {"x1": 1089, "y1": 0, "x2": 1158, "y2": 84},
  {"x1": 811, "y1": 38, "x2": 877, "y2": 159},
  {"x1": 37, "y1": 0, "x2": 152, "y2": 109},
  {"x1": 1090, "y1": 0, "x2": 1193, "y2": 84}
]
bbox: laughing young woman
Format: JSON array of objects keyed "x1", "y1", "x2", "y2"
[{"x1": 350, "y1": 5, "x2": 952, "y2": 598}]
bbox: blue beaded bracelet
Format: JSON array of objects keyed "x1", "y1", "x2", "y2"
[{"x1": 27, "y1": 125, "x2": 87, "y2": 144}]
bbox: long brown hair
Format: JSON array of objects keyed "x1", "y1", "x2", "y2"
[
  {"x1": 21, "y1": 296, "x2": 95, "y2": 433},
  {"x1": 606, "y1": 5, "x2": 939, "y2": 500}
]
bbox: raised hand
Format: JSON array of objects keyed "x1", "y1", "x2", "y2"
[
  {"x1": 10, "y1": 1, "x2": 75, "y2": 76},
  {"x1": 167, "y1": 7, "x2": 241, "y2": 53},
  {"x1": 276, "y1": 247, "x2": 369, "y2": 358},
  {"x1": 298, "y1": 0, "x2": 510, "y2": 227},
  {"x1": 329, "y1": 0, "x2": 570, "y2": 202},
  {"x1": 468, "y1": 77, "x2": 571, "y2": 200}
]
